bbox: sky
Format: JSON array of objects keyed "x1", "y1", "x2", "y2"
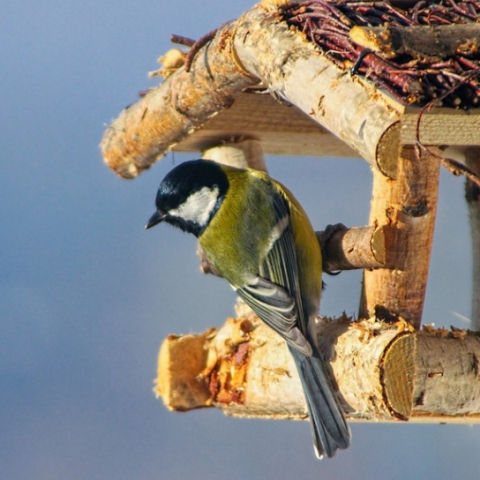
[{"x1": 1, "y1": 1, "x2": 479, "y2": 479}]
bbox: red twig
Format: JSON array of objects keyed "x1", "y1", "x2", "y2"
[
  {"x1": 171, "y1": 34, "x2": 195, "y2": 47},
  {"x1": 282, "y1": 0, "x2": 480, "y2": 107},
  {"x1": 184, "y1": 28, "x2": 218, "y2": 73}
]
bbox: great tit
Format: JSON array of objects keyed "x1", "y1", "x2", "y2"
[{"x1": 146, "y1": 159, "x2": 350, "y2": 458}]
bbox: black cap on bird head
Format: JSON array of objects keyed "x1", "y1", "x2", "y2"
[{"x1": 145, "y1": 159, "x2": 229, "y2": 236}]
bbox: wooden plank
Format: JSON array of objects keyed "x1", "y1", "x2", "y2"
[
  {"x1": 172, "y1": 92, "x2": 359, "y2": 158},
  {"x1": 401, "y1": 107, "x2": 480, "y2": 146},
  {"x1": 173, "y1": 93, "x2": 480, "y2": 159}
]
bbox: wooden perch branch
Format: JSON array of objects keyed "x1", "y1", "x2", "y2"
[
  {"x1": 319, "y1": 224, "x2": 402, "y2": 271},
  {"x1": 350, "y1": 24, "x2": 480, "y2": 59},
  {"x1": 101, "y1": 4, "x2": 401, "y2": 178},
  {"x1": 199, "y1": 222, "x2": 402, "y2": 277},
  {"x1": 155, "y1": 315, "x2": 480, "y2": 423}
]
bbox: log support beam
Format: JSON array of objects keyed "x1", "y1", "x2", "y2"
[
  {"x1": 359, "y1": 147, "x2": 441, "y2": 328},
  {"x1": 155, "y1": 315, "x2": 480, "y2": 423},
  {"x1": 465, "y1": 148, "x2": 480, "y2": 330},
  {"x1": 101, "y1": 5, "x2": 401, "y2": 179}
]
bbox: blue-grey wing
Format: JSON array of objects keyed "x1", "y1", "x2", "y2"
[
  {"x1": 236, "y1": 276, "x2": 312, "y2": 356},
  {"x1": 234, "y1": 186, "x2": 351, "y2": 457},
  {"x1": 235, "y1": 189, "x2": 311, "y2": 355}
]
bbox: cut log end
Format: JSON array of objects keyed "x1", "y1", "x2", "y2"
[
  {"x1": 155, "y1": 332, "x2": 213, "y2": 411},
  {"x1": 376, "y1": 121, "x2": 401, "y2": 179},
  {"x1": 380, "y1": 332, "x2": 415, "y2": 419}
]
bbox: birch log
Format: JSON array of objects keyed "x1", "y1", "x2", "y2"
[
  {"x1": 231, "y1": 7, "x2": 401, "y2": 177},
  {"x1": 101, "y1": 26, "x2": 259, "y2": 178},
  {"x1": 155, "y1": 315, "x2": 480, "y2": 423},
  {"x1": 202, "y1": 139, "x2": 267, "y2": 172},
  {"x1": 101, "y1": 4, "x2": 401, "y2": 179},
  {"x1": 359, "y1": 146, "x2": 441, "y2": 328},
  {"x1": 465, "y1": 148, "x2": 480, "y2": 330},
  {"x1": 319, "y1": 225, "x2": 400, "y2": 271}
]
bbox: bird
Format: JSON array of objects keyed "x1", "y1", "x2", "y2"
[{"x1": 145, "y1": 159, "x2": 350, "y2": 458}]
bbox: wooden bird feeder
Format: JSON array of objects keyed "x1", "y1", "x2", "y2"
[{"x1": 101, "y1": 0, "x2": 480, "y2": 425}]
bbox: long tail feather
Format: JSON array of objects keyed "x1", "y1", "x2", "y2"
[{"x1": 290, "y1": 347, "x2": 351, "y2": 458}]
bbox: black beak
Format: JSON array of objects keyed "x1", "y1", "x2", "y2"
[{"x1": 145, "y1": 210, "x2": 166, "y2": 229}]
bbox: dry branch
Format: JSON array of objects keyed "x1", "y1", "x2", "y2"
[
  {"x1": 155, "y1": 315, "x2": 480, "y2": 423},
  {"x1": 350, "y1": 24, "x2": 480, "y2": 59},
  {"x1": 284, "y1": 0, "x2": 480, "y2": 109}
]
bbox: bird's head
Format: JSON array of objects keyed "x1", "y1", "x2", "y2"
[{"x1": 145, "y1": 159, "x2": 229, "y2": 237}]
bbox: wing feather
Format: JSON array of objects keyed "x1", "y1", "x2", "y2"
[
  {"x1": 235, "y1": 188, "x2": 312, "y2": 355},
  {"x1": 235, "y1": 183, "x2": 351, "y2": 457}
]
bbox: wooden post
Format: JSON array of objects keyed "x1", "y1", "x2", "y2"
[
  {"x1": 465, "y1": 148, "x2": 480, "y2": 330},
  {"x1": 359, "y1": 147, "x2": 441, "y2": 328},
  {"x1": 202, "y1": 139, "x2": 267, "y2": 172}
]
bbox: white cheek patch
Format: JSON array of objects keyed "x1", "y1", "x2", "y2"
[{"x1": 170, "y1": 186, "x2": 219, "y2": 226}]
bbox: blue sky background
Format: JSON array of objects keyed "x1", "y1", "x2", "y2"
[{"x1": 2, "y1": 1, "x2": 479, "y2": 479}]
